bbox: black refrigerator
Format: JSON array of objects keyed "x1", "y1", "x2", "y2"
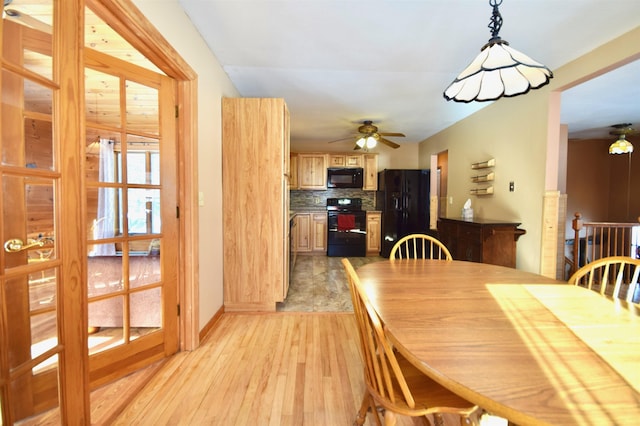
[{"x1": 376, "y1": 169, "x2": 431, "y2": 258}]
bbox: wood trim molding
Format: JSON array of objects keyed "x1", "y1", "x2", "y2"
[
  {"x1": 56, "y1": 0, "x2": 91, "y2": 423},
  {"x1": 88, "y1": 0, "x2": 196, "y2": 80},
  {"x1": 178, "y1": 79, "x2": 200, "y2": 351},
  {"x1": 198, "y1": 306, "x2": 224, "y2": 343},
  {"x1": 87, "y1": 0, "x2": 200, "y2": 351}
]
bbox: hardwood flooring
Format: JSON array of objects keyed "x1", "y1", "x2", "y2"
[
  {"x1": 20, "y1": 256, "x2": 467, "y2": 425},
  {"x1": 112, "y1": 313, "x2": 460, "y2": 426}
]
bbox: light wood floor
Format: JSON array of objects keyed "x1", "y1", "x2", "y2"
[
  {"x1": 23, "y1": 313, "x2": 467, "y2": 425},
  {"x1": 116, "y1": 313, "x2": 375, "y2": 425},
  {"x1": 113, "y1": 313, "x2": 471, "y2": 426},
  {"x1": 21, "y1": 257, "x2": 468, "y2": 425}
]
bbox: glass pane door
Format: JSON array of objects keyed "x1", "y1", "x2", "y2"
[
  {"x1": 83, "y1": 22, "x2": 178, "y2": 386},
  {"x1": 1, "y1": 0, "x2": 62, "y2": 421}
]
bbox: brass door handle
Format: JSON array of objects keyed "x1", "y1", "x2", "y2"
[{"x1": 4, "y1": 238, "x2": 52, "y2": 253}]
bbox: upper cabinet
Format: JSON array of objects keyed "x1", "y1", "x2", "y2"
[
  {"x1": 329, "y1": 154, "x2": 363, "y2": 168},
  {"x1": 298, "y1": 154, "x2": 327, "y2": 189},
  {"x1": 289, "y1": 153, "x2": 299, "y2": 189},
  {"x1": 291, "y1": 152, "x2": 378, "y2": 191},
  {"x1": 363, "y1": 154, "x2": 378, "y2": 191}
]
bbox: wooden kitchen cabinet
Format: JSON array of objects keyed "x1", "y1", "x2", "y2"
[
  {"x1": 222, "y1": 98, "x2": 290, "y2": 311},
  {"x1": 291, "y1": 151, "x2": 377, "y2": 190},
  {"x1": 329, "y1": 154, "x2": 363, "y2": 168},
  {"x1": 295, "y1": 213, "x2": 311, "y2": 252},
  {"x1": 311, "y1": 213, "x2": 327, "y2": 252},
  {"x1": 289, "y1": 153, "x2": 298, "y2": 189},
  {"x1": 437, "y1": 218, "x2": 526, "y2": 268},
  {"x1": 298, "y1": 154, "x2": 327, "y2": 189},
  {"x1": 328, "y1": 154, "x2": 346, "y2": 167},
  {"x1": 295, "y1": 212, "x2": 327, "y2": 253},
  {"x1": 366, "y1": 211, "x2": 381, "y2": 254},
  {"x1": 363, "y1": 154, "x2": 378, "y2": 191}
]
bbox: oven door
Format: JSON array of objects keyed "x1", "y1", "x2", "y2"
[{"x1": 327, "y1": 211, "x2": 367, "y2": 256}]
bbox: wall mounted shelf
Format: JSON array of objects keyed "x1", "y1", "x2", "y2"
[
  {"x1": 470, "y1": 158, "x2": 495, "y2": 196},
  {"x1": 471, "y1": 158, "x2": 495, "y2": 169},
  {"x1": 470, "y1": 186, "x2": 494, "y2": 195},
  {"x1": 471, "y1": 172, "x2": 495, "y2": 183}
]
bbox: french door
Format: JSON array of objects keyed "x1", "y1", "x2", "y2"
[
  {"x1": 83, "y1": 46, "x2": 179, "y2": 389},
  {"x1": 0, "y1": 0, "x2": 179, "y2": 422}
]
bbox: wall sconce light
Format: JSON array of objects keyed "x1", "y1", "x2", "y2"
[{"x1": 444, "y1": 0, "x2": 553, "y2": 103}]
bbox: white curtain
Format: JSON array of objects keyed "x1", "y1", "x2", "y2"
[{"x1": 91, "y1": 138, "x2": 116, "y2": 256}]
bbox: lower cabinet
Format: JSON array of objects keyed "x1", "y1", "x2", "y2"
[
  {"x1": 366, "y1": 211, "x2": 381, "y2": 255},
  {"x1": 437, "y1": 218, "x2": 526, "y2": 268},
  {"x1": 295, "y1": 212, "x2": 327, "y2": 253}
]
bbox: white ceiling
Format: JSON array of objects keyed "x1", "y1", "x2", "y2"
[{"x1": 178, "y1": 0, "x2": 640, "y2": 147}]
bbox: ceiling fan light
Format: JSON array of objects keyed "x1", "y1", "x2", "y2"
[
  {"x1": 444, "y1": 0, "x2": 553, "y2": 103},
  {"x1": 355, "y1": 137, "x2": 366, "y2": 148},
  {"x1": 609, "y1": 135, "x2": 634, "y2": 154},
  {"x1": 366, "y1": 136, "x2": 377, "y2": 149}
]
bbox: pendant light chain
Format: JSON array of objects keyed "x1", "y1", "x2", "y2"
[{"x1": 488, "y1": 0, "x2": 503, "y2": 42}]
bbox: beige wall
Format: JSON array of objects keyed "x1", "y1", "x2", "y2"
[
  {"x1": 418, "y1": 26, "x2": 640, "y2": 273},
  {"x1": 133, "y1": 0, "x2": 239, "y2": 331}
]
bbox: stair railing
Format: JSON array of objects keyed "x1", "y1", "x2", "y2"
[{"x1": 568, "y1": 213, "x2": 640, "y2": 277}]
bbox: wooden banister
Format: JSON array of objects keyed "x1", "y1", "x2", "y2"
[{"x1": 569, "y1": 212, "x2": 640, "y2": 277}]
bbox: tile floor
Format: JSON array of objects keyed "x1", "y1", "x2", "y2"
[{"x1": 277, "y1": 254, "x2": 385, "y2": 312}]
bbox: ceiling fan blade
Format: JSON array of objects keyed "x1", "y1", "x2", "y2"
[
  {"x1": 327, "y1": 136, "x2": 357, "y2": 143},
  {"x1": 379, "y1": 137, "x2": 400, "y2": 149},
  {"x1": 378, "y1": 132, "x2": 405, "y2": 137},
  {"x1": 609, "y1": 128, "x2": 638, "y2": 136}
]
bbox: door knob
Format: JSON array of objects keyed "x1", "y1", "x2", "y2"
[{"x1": 3, "y1": 238, "x2": 52, "y2": 253}]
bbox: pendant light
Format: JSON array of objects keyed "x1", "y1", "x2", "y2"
[
  {"x1": 444, "y1": 0, "x2": 553, "y2": 103},
  {"x1": 608, "y1": 134, "x2": 634, "y2": 154},
  {"x1": 608, "y1": 123, "x2": 635, "y2": 154}
]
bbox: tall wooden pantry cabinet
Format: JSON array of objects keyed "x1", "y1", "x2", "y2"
[{"x1": 222, "y1": 98, "x2": 290, "y2": 311}]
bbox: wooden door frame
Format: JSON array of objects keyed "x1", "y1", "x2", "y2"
[{"x1": 87, "y1": 0, "x2": 199, "y2": 351}]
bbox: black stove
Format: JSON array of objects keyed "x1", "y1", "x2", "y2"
[
  {"x1": 326, "y1": 198, "x2": 367, "y2": 257},
  {"x1": 326, "y1": 197, "x2": 363, "y2": 212}
]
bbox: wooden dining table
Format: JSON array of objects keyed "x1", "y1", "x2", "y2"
[{"x1": 356, "y1": 259, "x2": 640, "y2": 426}]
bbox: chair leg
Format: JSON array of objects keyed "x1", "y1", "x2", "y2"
[
  {"x1": 432, "y1": 413, "x2": 445, "y2": 426},
  {"x1": 355, "y1": 392, "x2": 382, "y2": 426},
  {"x1": 384, "y1": 409, "x2": 397, "y2": 426},
  {"x1": 355, "y1": 393, "x2": 370, "y2": 426}
]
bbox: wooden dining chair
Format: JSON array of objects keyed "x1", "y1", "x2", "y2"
[
  {"x1": 389, "y1": 234, "x2": 452, "y2": 260},
  {"x1": 567, "y1": 256, "x2": 640, "y2": 303},
  {"x1": 341, "y1": 258, "x2": 482, "y2": 426}
]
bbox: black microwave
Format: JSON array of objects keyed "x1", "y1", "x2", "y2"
[{"x1": 327, "y1": 167, "x2": 364, "y2": 188}]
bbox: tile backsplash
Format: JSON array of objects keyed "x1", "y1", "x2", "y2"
[{"x1": 290, "y1": 189, "x2": 376, "y2": 210}]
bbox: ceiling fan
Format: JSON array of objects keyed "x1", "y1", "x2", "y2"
[
  {"x1": 328, "y1": 120, "x2": 405, "y2": 150},
  {"x1": 609, "y1": 123, "x2": 638, "y2": 137}
]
